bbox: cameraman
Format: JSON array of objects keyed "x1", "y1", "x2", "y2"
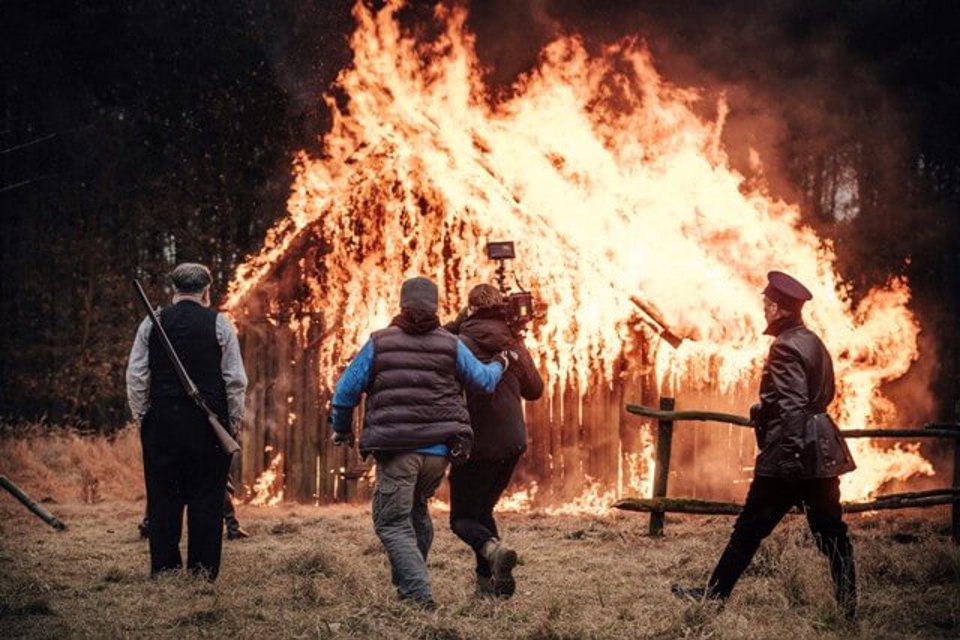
[{"x1": 445, "y1": 284, "x2": 544, "y2": 598}]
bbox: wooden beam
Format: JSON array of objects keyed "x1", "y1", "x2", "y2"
[
  {"x1": 625, "y1": 405, "x2": 960, "y2": 438},
  {"x1": 648, "y1": 397, "x2": 675, "y2": 536},
  {"x1": 626, "y1": 405, "x2": 752, "y2": 427},
  {"x1": 842, "y1": 428, "x2": 960, "y2": 439},
  {"x1": 615, "y1": 488, "x2": 960, "y2": 516}
]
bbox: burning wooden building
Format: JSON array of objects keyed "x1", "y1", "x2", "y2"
[{"x1": 224, "y1": 0, "x2": 932, "y2": 508}]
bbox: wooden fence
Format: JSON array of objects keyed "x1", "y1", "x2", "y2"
[{"x1": 617, "y1": 398, "x2": 960, "y2": 544}]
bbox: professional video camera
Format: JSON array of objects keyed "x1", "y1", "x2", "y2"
[{"x1": 486, "y1": 241, "x2": 536, "y2": 334}]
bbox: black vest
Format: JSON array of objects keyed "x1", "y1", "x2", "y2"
[
  {"x1": 148, "y1": 300, "x2": 228, "y2": 422},
  {"x1": 359, "y1": 325, "x2": 472, "y2": 453}
]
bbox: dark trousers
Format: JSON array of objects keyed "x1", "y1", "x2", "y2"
[
  {"x1": 449, "y1": 455, "x2": 519, "y2": 577},
  {"x1": 708, "y1": 476, "x2": 856, "y2": 613},
  {"x1": 222, "y1": 491, "x2": 240, "y2": 533},
  {"x1": 223, "y1": 453, "x2": 242, "y2": 533},
  {"x1": 143, "y1": 489, "x2": 240, "y2": 533},
  {"x1": 141, "y1": 398, "x2": 231, "y2": 579}
]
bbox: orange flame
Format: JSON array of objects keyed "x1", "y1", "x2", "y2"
[
  {"x1": 249, "y1": 447, "x2": 285, "y2": 507},
  {"x1": 495, "y1": 482, "x2": 539, "y2": 513},
  {"x1": 227, "y1": 0, "x2": 932, "y2": 508}
]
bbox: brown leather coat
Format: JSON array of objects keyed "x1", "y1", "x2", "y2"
[{"x1": 751, "y1": 316, "x2": 856, "y2": 479}]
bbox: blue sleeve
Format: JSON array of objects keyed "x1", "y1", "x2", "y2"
[
  {"x1": 455, "y1": 340, "x2": 504, "y2": 394},
  {"x1": 330, "y1": 339, "x2": 373, "y2": 433}
]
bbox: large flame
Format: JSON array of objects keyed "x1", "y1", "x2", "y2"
[{"x1": 228, "y1": 0, "x2": 932, "y2": 506}]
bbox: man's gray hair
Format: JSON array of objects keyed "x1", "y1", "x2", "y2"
[{"x1": 169, "y1": 263, "x2": 213, "y2": 294}]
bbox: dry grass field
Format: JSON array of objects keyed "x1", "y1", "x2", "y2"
[{"x1": 2, "y1": 428, "x2": 959, "y2": 639}]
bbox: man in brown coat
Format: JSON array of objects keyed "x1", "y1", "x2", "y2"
[{"x1": 672, "y1": 271, "x2": 858, "y2": 619}]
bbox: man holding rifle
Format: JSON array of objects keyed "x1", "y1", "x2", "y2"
[{"x1": 126, "y1": 262, "x2": 247, "y2": 579}]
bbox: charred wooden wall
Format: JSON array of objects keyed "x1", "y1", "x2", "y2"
[
  {"x1": 232, "y1": 229, "x2": 371, "y2": 503},
  {"x1": 233, "y1": 252, "x2": 753, "y2": 504}
]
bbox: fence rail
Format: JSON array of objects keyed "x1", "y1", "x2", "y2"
[{"x1": 622, "y1": 400, "x2": 960, "y2": 543}]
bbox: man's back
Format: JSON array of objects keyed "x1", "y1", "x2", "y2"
[
  {"x1": 455, "y1": 310, "x2": 543, "y2": 461},
  {"x1": 361, "y1": 325, "x2": 471, "y2": 453},
  {"x1": 148, "y1": 300, "x2": 228, "y2": 422}
]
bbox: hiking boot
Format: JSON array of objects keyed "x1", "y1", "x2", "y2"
[
  {"x1": 482, "y1": 538, "x2": 518, "y2": 598},
  {"x1": 475, "y1": 574, "x2": 496, "y2": 597},
  {"x1": 226, "y1": 526, "x2": 250, "y2": 540}
]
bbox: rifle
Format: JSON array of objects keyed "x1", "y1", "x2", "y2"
[{"x1": 133, "y1": 280, "x2": 241, "y2": 456}]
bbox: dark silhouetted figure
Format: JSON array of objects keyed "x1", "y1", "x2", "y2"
[
  {"x1": 672, "y1": 270, "x2": 858, "y2": 620},
  {"x1": 445, "y1": 283, "x2": 543, "y2": 597},
  {"x1": 126, "y1": 263, "x2": 247, "y2": 579}
]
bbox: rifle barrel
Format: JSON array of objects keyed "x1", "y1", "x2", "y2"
[{"x1": 132, "y1": 280, "x2": 240, "y2": 456}]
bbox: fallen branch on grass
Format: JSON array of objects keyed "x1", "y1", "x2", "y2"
[{"x1": 0, "y1": 475, "x2": 67, "y2": 531}]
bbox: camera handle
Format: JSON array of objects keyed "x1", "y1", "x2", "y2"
[{"x1": 493, "y1": 257, "x2": 511, "y2": 295}]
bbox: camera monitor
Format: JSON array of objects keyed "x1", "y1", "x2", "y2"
[{"x1": 486, "y1": 241, "x2": 515, "y2": 260}]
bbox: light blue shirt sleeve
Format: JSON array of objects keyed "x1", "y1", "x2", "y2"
[
  {"x1": 330, "y1": 339, "x2": 373, "y2": 432},
  {"x1": 456, "y1": 340, "x2": 504, "y2": 394}
]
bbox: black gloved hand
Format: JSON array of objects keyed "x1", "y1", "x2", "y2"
[
  {"x1": 447, "y1": 434, "x2": 472, "y2": 466},
  {"x1": 749, "y1": 403, "x2": 762, "y2": 426},
  {"x1": 332, "y1": 430, "x2": 355, "y2": 447}
]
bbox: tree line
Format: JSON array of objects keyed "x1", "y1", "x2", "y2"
[{"x1": 1, "y1": 0, "x2": 957, "y2": 428}]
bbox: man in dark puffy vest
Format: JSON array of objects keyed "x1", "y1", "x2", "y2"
[
  {"x1": 672, "y1": 271, "x2": 858, "y2": 619},
  {"x1": 329, "y1": 276, "x2": 508, "y2": 609},
  {"x1": 444, "y1": 284, "x2": 543, "y2": 598},
  {"x1": 126, "y1": 263, "x2": 247, "y2": 579}
]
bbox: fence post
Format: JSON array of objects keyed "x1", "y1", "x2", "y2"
[
  {"x1": 649, "y1": 397, "x2": 675, "y2": 536},
  {"x1": 953, "y1": 401, "x2": 960, "y2": 545}
]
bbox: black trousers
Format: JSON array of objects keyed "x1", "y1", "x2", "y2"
[
  {"x1": 708, "y1": 476, "x2": 856, "y2": 612},
  {"x1": 449, "y1": 455, "x2": 519, "y2": 577},
  {"x1": 143, "y1": 489, "x2": 240, "y2": 533},
  {"x1": 223, "y1": 454, "x2": 242, "y2": 533},
  {"x1": 141, "y1": 398, "x2": 231, "y2": 579}
]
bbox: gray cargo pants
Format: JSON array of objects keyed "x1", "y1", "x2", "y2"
[{"x1": 372, "y1": 451, "x2": 448, "y2": 603}]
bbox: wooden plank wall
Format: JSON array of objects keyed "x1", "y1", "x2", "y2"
[
  {"x1": 235, "y1": 266, "x2": 671, "y2": 505},
  {"x1": 236, "y1": 243, "x2": 372, "y2": 503}
]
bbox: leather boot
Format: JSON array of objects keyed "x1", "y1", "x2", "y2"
[
  {"x1": 481, "y1": 538, "x2": 518, "y2": 598},
  {"x1": 475, "y1": 574, "x2": 496, "y2": 597}
]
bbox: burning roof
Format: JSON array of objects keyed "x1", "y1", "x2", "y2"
[{"x1": 227, "y1": 0, "x2": 932, "y2": 502}]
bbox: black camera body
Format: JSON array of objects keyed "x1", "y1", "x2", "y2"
[{"x1": 485, "y1": 241, "x2": 536, "y2": 334}]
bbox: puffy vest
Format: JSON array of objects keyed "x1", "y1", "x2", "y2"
[
  {"x1": 359, "y1": 325, "x2": 472, "y2": 453},
  {"x1": 148, "y1": 300, "x2": 228, "y2": 423}
]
